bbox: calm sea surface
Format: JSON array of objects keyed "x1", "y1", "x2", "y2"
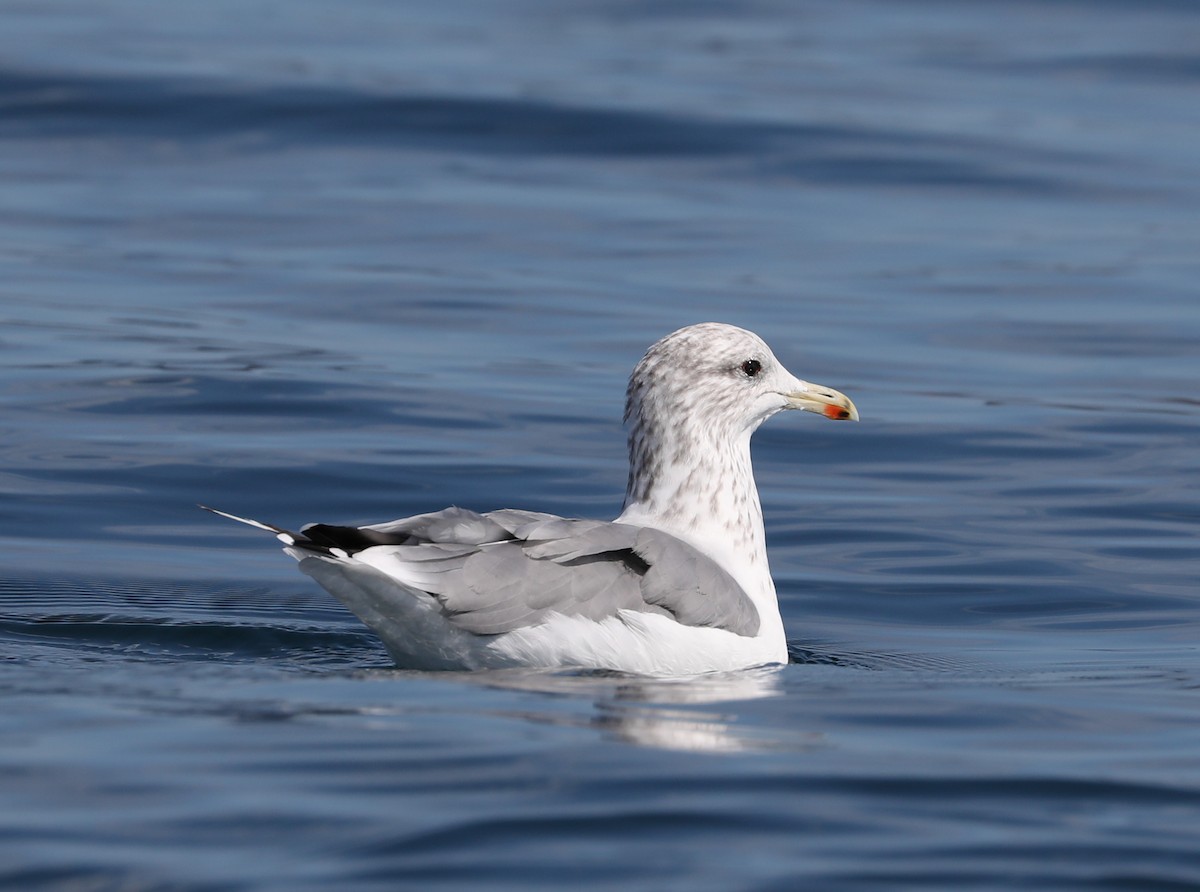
[{"x1": 2, "y1": 1, "x2": 1198, "y2": 889}]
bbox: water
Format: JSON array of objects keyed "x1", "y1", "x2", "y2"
[{"x1": 2, "y1": 0, "x2": 1198, "y2": 888}]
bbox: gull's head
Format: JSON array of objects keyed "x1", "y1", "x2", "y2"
[{"x1": 625, "y1": 322, "x2": 859, "y2": 440}]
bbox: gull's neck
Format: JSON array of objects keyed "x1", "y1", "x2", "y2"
[{"x1": 615, "y1": 411, "x2": 779, "y2": 627}]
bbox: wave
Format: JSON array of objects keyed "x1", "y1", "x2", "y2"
[{"x1": 0, "y1": 68, "x2": 1106, "y2": 195}]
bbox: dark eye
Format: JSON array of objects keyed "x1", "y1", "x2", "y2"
[{"x1": 740, "y1": 359, "x2": 763, "y2": 378}]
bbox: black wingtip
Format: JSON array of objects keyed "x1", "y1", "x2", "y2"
[
  {"x1": 199, "y1": 504, "x2": 295, "y2": 537},
  {"x1": 200, "y1": 504, "x2": 353, "y2": 558}
]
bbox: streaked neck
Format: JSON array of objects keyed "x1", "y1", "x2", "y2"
[{"x1": 618, "y1": 422, "x2": 772, "y2": 601}]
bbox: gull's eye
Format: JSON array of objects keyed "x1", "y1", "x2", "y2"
[{"x1": 740, "y1": 359, "x2": 763, "y2": 378}]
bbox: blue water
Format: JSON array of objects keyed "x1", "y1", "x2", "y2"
[{"x1": 2, "y1": 1, "x2": 1199, "y2": 888}]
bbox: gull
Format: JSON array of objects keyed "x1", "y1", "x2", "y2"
[{"x1": 204, "y1": 323, "x2": 858, "y2": 675}]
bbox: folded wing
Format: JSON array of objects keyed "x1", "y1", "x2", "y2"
[{"x1": 296, "y1": 507, "x2": 760, "y2": 638}]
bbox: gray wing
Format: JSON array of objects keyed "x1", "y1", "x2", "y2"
[{"x1": 303, "y1": 508, "x2": 760, "y2": 638}]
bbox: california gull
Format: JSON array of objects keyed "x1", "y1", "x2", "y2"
[{"x1": 204, "y1": 322, "x2": 858, "y2": 675}]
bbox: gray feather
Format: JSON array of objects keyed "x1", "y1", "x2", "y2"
[{"x1": 348, "y1": 507, "x2": 759, "y2": 638}]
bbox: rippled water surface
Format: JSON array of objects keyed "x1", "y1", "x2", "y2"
[{"x1": 2, "y1": 1, "x2": 1198, "y2": 889}]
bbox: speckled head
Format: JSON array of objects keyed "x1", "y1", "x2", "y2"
[
  {"x1": 624, "y1": 322, "x2": 857, "y2": 439},
  {"x1": 621, "y1": 322, "x2": 857, "y2": 514}
]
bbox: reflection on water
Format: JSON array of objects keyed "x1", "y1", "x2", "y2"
[
  {"x1": 471, "y1": 666, "x2": 789, "y2": 753},
  {"x1": 467, "y1": 665, "x2": 784, "y2": 705}
]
